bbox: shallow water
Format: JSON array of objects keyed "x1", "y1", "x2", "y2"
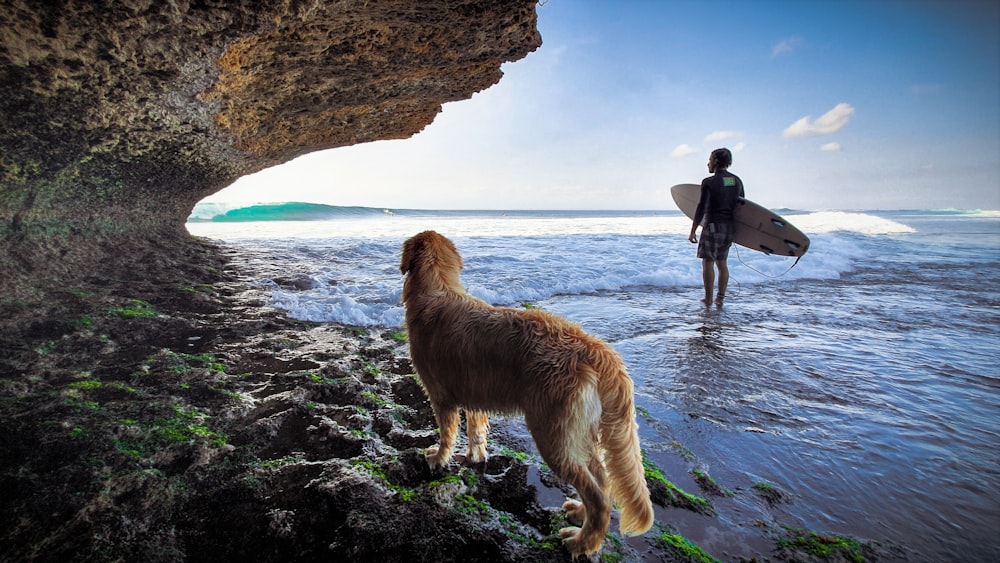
[{"x1": 189, "y1": 209, "x2": 1000, "y2": 560}]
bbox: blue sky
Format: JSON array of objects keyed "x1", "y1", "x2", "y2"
[{"x1": 205, "y1": 0, "x2": 1000, "y2": 211}]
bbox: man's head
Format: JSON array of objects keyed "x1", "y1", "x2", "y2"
[{"x1": 708, "y1": 148, "x2": 733, "y2": 173}]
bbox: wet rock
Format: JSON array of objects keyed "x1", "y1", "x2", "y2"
[{"x1": 272, "y1": 275, "x2": 315, "y2": 291}]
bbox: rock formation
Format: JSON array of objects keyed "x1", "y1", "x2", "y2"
[{"x1": 0, "y1": 0, "x2": 541, "y2": 294}]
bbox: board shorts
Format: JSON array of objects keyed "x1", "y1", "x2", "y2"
[{"x1": 697, "y1": 222, "x2": 737, "y2": 261}]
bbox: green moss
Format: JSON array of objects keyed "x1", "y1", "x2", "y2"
[
  {"x1": 642, "y1": 451, "x2": 713, "y2": 514},
  {"x1": 110, "y1": 299, "x2": 157, "y2": 318},
  {"x1": 350, "y1": 459, "x2": 388, "y2": 479},
  {"x1": 497, "y1": 445, "x2": 531, "y2": 461},
  {"x1": 691, "y1": 468, "x2": 733, "y2": 497},
  {"x1": 460, "y1": 468, "x2": 480, "y2": 488},
  {"x1": 429, "y1": 475, "x2": 463, "y2": 487},
  {"x1": 778, "y1": 527, "x2": 865, "y2": 562},
  {"x1": 71, "y1": 314, "x2": 93, "y2": 330},
  {"x1": 657, "y1": 532, "x2": 721, "y2": 563},
  {"x1": 454, "y1": 493, "x2": 491, "y2": 515},
  {"x1": 65, "y1": 398, "x2": 101, "y2": 412},
  {"x1": 668, "y1": 440, "x2": 697, "y2": 461},
  {"x1": 361, "y1": 390, "x2": 389, "y2": 407},
  {"x1": 752, "y1": 481, "x2": 792, "y2": 505},
  {"x1": 68, "y1": 380, "x2": 103, "y2": 390},
  {"x1": 183, "y1": 352, "x2": 226, "y2": 373},
  {"x1": 350, "y1": 459, "x2": 417, "y2": 501},
  {"x1": 177, "y1": 282, "x2": 213, "y2": 294},
  {"x1": 148, "y1": 351, "x2": 226, "y2": 376},
  {"x1": 153, "y1": 404, "x2": 225, "y2": 446},
  {"x1": 393, "y1": 487, "x2": 418, "y2": 501},
  {"x1": 428, "y1": 468, "x2": 478, "y2": 489},
  {"x1": 114, "y1": 437, "x2": 145, "y2": 458},
  {"x1": 0, "y1": 156, "x2": 41, "y2": 183},
  {"x1": 388, "y1": 331, "x2": 407, "y2": 342},
  {"x1": 359, "y1": 359, "x2": 380, "y2": 378}
]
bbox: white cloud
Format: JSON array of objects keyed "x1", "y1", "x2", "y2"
[
  {"x1": 705, "y1": 130, "x2": 739, "y2": 142},
  {"x1": 820, "y1": 142, "x2": 842, "y2": 152},
  {"x1": 772, "y1": 36, "x2": 804, "y2": 57},
  {"x1": 783, "y1": 102, "x2": 855, "y2": 137},
  {"x1": 670, "y1": 143, "x2": 698, "y2": 157},
  {"x1": 732, "y1": 141, "x2": 747, "y2": 152}
]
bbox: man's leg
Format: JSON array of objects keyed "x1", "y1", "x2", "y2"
[
  {"x1": 702, "y1": 259, "x2": 715, "y2": 306},
  {"x1": 716, "y1": 259, "x2": 729, "y2": 305}
]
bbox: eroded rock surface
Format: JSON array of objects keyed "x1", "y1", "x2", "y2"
[{"x1": 0, "y1": 0, "x2": 540, "y2": 295}]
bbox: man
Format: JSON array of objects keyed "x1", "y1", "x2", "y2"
[{"x1": 688, "y1": 148, "x2": 744, "y2": 307}]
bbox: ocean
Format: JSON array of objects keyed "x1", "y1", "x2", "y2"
[{"x1": 188, "y1": 202, "x2": 999, "y2": 561}]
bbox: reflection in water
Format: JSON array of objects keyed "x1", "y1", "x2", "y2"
[{"x1": 549, "y1": 261, "x2": 999, "y2": 561}]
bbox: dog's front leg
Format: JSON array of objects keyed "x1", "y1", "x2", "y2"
[
  {"x1": 426, "y1": 405, "x2": 459, "y2": 469},
  {"x1": 465, "y1": 410, "x2": 490, "y2": 464}
]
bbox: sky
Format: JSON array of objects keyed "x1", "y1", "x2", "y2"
[{"x1": 204, "y1": 0, "x2": 1000, "y2": 211}]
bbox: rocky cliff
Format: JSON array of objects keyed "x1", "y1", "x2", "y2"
[{"x1": 0, "y1": 0, "x2": 541, "y2": 295}]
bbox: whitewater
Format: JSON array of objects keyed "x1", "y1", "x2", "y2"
[{"x1": 188, "y1": 204, "x2": 999, "y2": 561}]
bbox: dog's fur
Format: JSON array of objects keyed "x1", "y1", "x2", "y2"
[{"x1": 400, "y1": 230, "x2": 653, "y2": 556}]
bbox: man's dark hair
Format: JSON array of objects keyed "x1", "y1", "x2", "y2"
[{"x1": 711, "y1": 148, "x2": 733, "y2": 169}]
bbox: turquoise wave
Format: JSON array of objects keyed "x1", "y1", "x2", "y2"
[
  {"x1": 188, "y1": 202, "x2": 391, "y2": 222},
  {"x1": 187, "y1": 202, "x2": 688, "y2": 222}
]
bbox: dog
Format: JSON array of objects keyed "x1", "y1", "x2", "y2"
[{"x1": 400, "y1": 230, "x2": 653, "y2": 556}]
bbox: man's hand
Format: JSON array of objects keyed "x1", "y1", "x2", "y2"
[{"x1": 688, "y1": 231, "x2": 698, "y2": 244}]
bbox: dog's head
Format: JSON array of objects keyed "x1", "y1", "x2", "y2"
[{"x1": 400, "y1": 231, "x2": 464, "y2": 286}]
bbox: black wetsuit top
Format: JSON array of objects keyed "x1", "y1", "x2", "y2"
[{"x1": 693, "y1": 170, "x2": 745, "y2": 226}]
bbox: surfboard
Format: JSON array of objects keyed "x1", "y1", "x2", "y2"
[{"x1": 671, "y1": 183, "x2": 810, "y2": 258}]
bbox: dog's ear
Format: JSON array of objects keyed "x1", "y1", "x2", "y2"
[{"x1": 400, "y1": 233, "x2": 424, "y2": 275}]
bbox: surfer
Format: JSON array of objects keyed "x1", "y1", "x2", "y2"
[{"x1": 688, "y1": 148, "x2": 745, "y2": 307}]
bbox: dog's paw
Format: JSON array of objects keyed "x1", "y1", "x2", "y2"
[
  {"x1": 558, "y1": 526, "x2": 597, "y2": 557},
  {"x1": 424, "y1": 445, "x2": 451, "y2": 469},
  {"x1": 465, "y1": 444, "x2": 488, "y2": 464},
  {"x1": 562, "y1": 499, "x2": 586, "y2": 526}
]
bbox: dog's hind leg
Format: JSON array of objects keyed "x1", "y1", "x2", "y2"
[
  {"x1": 562, "y1": 453, "x2": 608, "y2": 526},
  {"x1": 464, "y1": 410, "x2": 490, "y2": 464},
  {"x1": 529, "y1": 385, "x2": 610, "y2": 555},
  {"x1": 547, "y1": 449, "x2": 610, "y2": 556},
  {"x1": 426, "y1": 404, "x2": 459, "y2": 469}
]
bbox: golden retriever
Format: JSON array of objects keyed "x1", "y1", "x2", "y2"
[{"x1": 400, "y1": 230, "x2": 653, "y2": 556}]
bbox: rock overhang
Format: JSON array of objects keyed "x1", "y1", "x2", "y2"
[{"x1": 0, "y1": 0, "x2": 541, "y2": 292}]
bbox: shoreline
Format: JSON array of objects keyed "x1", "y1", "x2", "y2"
[{"x1": 0, "y1": 239, "x2": 900, "y2": 562}]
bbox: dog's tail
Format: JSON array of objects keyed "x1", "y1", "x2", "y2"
[{"x1": 593, "y1": 347, "x2": 654, "y2": 537}]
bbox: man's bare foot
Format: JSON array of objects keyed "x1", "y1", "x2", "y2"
[
  {"x1": 714, "y1": 295, "x2": 725, "y2": 307},
  {"x1": 701, "y1": 298, "x2": 712, "y2": 307}
]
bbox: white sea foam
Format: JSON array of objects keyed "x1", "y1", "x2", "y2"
[
  {"x1": 197, "y1": 212, "x2": 879, "y2": 326},
  {"x1": 787, "y1": 211, "x2": 915, "y2": 235}
]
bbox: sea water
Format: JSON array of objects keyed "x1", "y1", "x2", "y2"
[{"x1": 188, "y1": 204, "x2": 999, "y2": 560}]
